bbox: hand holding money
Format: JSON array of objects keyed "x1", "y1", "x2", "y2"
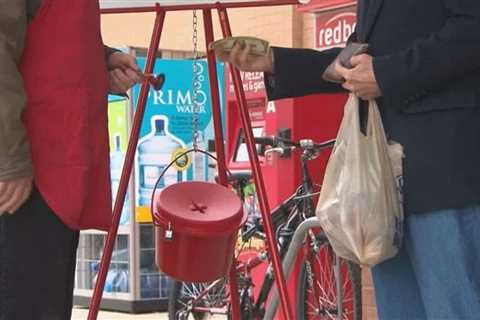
[{"x1": 210, "y1": 36, "x2": 274, "y2": 73}]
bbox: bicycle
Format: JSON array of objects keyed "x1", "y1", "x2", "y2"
[{"x1": 168, "y1": 136, "x2": 362, "y2": 320}]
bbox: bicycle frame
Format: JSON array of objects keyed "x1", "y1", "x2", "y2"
[
  {"x1": 208, "y1": 147, "x2": 321, "y2": 316},
  {"x1": 248, "y1": 146, "x2": 319, "y2": 314},
  {"x1": 181, "y1": 149, "x2": 317, "y2": 318}
]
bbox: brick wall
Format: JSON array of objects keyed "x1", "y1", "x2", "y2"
[
  {"x1": 362, "y1": 268, "x2": 379, "y2": 320},
  {"x1": 301, "y1": 11, "x2": 316, "y2": 49},
  {"x1": 101, "y1": 6, "x2": 300, "y2": 51}
]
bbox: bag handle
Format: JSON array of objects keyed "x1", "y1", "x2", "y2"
[
  {"x1": 366, "y1": 100, "x2": 389, "y2": 146},
  {"x1": 335, "y1": 94, "x2": 360, "y2": 145}
]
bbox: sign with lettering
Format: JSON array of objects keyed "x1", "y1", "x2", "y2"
[
  {"x1": 132, "y1": 57, "x2": 225, "y2": 222},
  {"x1": 315, "y1": 5, "x2": 357, "y2": 50}
]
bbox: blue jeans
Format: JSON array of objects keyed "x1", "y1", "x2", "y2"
[{"x1": 372, "y1": 206, "x2": 480, "y2": 320}]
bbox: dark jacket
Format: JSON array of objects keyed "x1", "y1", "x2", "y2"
[{"x1": 267, "y1": 0, "x2": 480, "y2": 215}]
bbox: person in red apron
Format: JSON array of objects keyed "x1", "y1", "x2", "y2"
[{"x1": 0, "y1": 1, "x2": 141, "y2": 319}]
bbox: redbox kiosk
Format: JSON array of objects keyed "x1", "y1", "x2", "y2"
[{"x1": 225, "y1": 71, "x2": 347, "y2": 209}]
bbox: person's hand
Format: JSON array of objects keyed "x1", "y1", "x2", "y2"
[
  {"x1": 0, "y1": 176, "x2": 33, "y2": 215},
  {"x1": 107, "y1": 52, "x2": 143, "y2": 94},
  {"x1": 335, "y1": 54, "x2": 382, "y2": 100},
  {"x1": 214, "y1": 41, "x2": 274, "y2": 73}
]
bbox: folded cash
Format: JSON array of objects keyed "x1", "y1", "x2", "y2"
[{"x1": 209, "y1": 36, "x2": 270, "y2": 56}]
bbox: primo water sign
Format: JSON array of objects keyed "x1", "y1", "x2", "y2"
[{"x1": 132, "y1": 57, "x2": 225, "y2": 144}]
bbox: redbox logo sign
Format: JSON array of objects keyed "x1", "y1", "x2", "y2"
[{"x1": 316, "y1": 7, "x2": 357, "y2": 50}]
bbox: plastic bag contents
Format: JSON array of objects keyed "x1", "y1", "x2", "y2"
[{"x1": 316, "y1": 94, "x2": 404, "y2": 267}]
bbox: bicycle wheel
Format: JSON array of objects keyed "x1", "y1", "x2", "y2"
[
  {"x1": 297, "y1": 238, "x2": 362, "y2": 320},
  {"x1": 168, "y1": 279, "x2": 229, "y2": 320}
]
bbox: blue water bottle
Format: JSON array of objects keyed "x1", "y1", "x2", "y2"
[{"x1": 138, "y1": 118, "x2": 183, "y2": 206}]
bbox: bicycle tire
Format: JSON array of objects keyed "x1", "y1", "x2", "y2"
[
  {"x1": 297, "y1": 241, "x2": 362, "y2": 320},
  {"x1": 168, "y1": 279, "x2": 228, "y2": 320}
]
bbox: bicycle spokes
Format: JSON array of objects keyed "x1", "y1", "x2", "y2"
[{"x1": 301, "y1": 242, "x2": 359, "y2": 320}]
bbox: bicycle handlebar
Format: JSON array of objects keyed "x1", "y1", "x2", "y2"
[
  {"x1": 252, "y1": 136, "x2": 276, "y2": 146},
  {"x1": 251, "y1": 136, "x2": 335, "y2": 151}
]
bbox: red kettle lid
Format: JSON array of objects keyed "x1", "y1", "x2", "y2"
[{"x1": 154, "y1": 181, "x2": 245, "y2": 236}]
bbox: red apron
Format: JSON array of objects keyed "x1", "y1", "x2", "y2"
[{"x1": 19, "y1": 0, "x2": 112, "y2": 230}]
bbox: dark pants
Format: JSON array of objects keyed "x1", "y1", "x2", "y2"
[{"x1": 0, "y1": 188, "x2": 79, "y2": 320}]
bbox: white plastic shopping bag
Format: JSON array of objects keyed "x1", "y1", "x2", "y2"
[{"x1": 316, "y1": 94, "x2": 404, "y2": 267}]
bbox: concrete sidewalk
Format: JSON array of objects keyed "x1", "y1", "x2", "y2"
[
  {"x1": 72, "y1": 307, "x2": 167, "y2": 320},
  {"x1": 72, "y1": 307, "x2": 227, "y2": 319}
]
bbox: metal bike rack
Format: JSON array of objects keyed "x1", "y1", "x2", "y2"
[{"x1": 264, "y1": 217, "x2": 322, "y2": 320}]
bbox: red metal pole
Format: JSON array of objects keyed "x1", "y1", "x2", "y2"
[
  {"x1": 100, "y1": 0, "x2": 300, "y2": 14},
  {"x1": 202, "y1": 9, "x2": 242, "y2": 320},
  {"x1": 87, "y1": 7, "x2": 166, "y2": 320},
  {"x1": 216, "y1": 7, "x2": 294, "y2": 320}
]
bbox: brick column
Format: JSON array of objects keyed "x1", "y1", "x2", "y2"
[{"x1": 362, "y1": 268, "x2": 378, "y2": 320}]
